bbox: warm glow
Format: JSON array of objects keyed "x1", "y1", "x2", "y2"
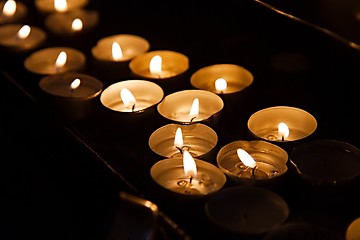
[
  {"x1": 189, "y1": 98, "x2": 199, "y2": 119},
  {"x1": 70, "y1": 78, "x2": 81, "y2": 90},
  {"x1": 215, "y1": 78, "x2": 227, "y2": 92},
  {"x1": 183, "y1": 150, "x2": 197, "y2": 178},
  {"x1": 149, "y1": 55, "x2": 162, "y2": 74},
  {"x1": 2, "y1": 0, "x2": 16, "y2": 16},
  {"x1": 71, "y1": 18, "x2": 83, "y2": 31},
  {"x1": 55, "y1": 51, "x2": 67, "y2": 69},
  {"x1": 174, "y1": 127, "x2": 184, "y2": 149},
  {"x1": 17, "y1": 25, "x2": 31, "y2": 39},
  {"x1": 237, "y1": 148, "x2": 257, "y2": 168},
  {"x1": 278, "y1": 122, "x2": 289, "y2": 140},
  {"x1": 120, "y1": 88, "x2": 136, "y2": 107},
  {"x1": 54, "y1": 0, "x2": 67, "y2": 12},
  {"x1": 112, "y1": 42, "x2": 123, "y2": 61}
]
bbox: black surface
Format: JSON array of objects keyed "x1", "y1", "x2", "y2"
[{"x1": 1, "y1": 1, "x2": 360, "y2": 239}]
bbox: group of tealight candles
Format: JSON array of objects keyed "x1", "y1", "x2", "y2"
[{"x1": 2, "y1": 0, "x2": 360, "y2": 238}]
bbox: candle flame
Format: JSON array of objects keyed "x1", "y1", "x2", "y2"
[
  {"x1": 71, "y1": 18, "x2": 83, "y2": 31},
  {"x1": 174, "y1": 127, "x2": 184, "y2": 149},
  {"x1": 149, "y1": 55, "x2": 162, "y2": 74},
  {"x1": 17, "y1": 25, "x2": 31, "y2": 39},
  {"x1": 2, "y1": 0, "x2": 16, "y2": 16},
  {"x1": 278, "y1": 122, "x2": 289, "y2": 140},
  {"x1": 189, "y1": 98, "x2": 199, "y2": 119},
  {"x1": 70, "y1": 78, "x2": 81, "y2": 90},
  {"x1": 54, "y1": 0, "x2": 67, "y2": 12},
  {"x1": 120, "y1": 88, "x2": 136, "y2": 108},
  {"x1": 215, "y1": 78, "x2": 227, "y2": 92},
  {"x1": 55, "y1": 51, "x2": 67, "y2": 69},
  {"x1": 183, "y1": 150, "x2": 197, "y2": 178},
  {"x1": 112, "y1": 42, "x2": 123, "y2": 61},
  {"x1": 237, "y1": 148, "x2": 257, "y2": 168}
]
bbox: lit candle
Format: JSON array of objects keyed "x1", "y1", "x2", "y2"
[
  {"x1": 148, "y1": 123, "x2": 218, "y2": 159},
  {"x1": 35, "y1": 0, "x2": 89, "y2": 14},
  {"x1": 247, "y1": 106, "x2": 317, "y2": 154},
  {"x1": 205, "y1": 186, "x2": 289, "y2": 235},
  {"x1": 91, "y1": 34, "x2": 150, "y2": 62},
  {"x1": 24, "y1": 46, "x2": 86, "y2": 75},
  {"x1": 216, "y1": 140, "x2": 288, "y2": 184},
  {"x1": 247, "y1": 106, "x2": 317, "y2": 142},
  {"x1": 346, "y1": 217, "x2": 360, "y2": 240},
  {"x1": 38, "y1": 72, "x2": 103, "y2": 121},
  {"x1": 190, "y1": 64, "x2": 254, "y2": 94},
  {"x1": 100, "y1": 80, "x2": 164, "y2": 113},
  {"x1": 44, "y1": 9, "x2": 99, "y2": 36},
  {"x1": 0, "y1": 0, "x2": 27, "y2": 24},
  {"x1": 290, "y1": 139, "x2": 360, "y2": 187},
  {"x1": 150, "y1": 150, "x2": 226, "y2": 196},
  {"x1": 157, "y1": 89, "x2": 224, "y2": 125},
  {"x1": 0, "y1": 24, "x2": 47, "y2": 51},
  {"x1": 129, "y1": 50, "x2": 189, "y2": 79}
]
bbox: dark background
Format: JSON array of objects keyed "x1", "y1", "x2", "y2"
[{"x1": 1, "y1": 0, "x2": 360, "y2": 239}]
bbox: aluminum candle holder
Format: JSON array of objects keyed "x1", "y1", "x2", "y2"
[
  {"x1": 0, "y1": 0, "x2": 28, "y2": 24},
  {"x1": 150, "y1": 157, "x2": 226, "y2": 197},
  {"x1": 0, "y1": 24, "x2": 47, "y2": 51},
  {"x1": 290, "y1": 139, "x2": 360, "y2": 187},
  {"x1": 44, "y1": 9, "x2": 99, "y2": 36},
  {"x1": 38, "y1": 72, "x2": 103, "y2": 121},
  {"x1": 24, "y1": 47, "x2": 86, "y2": 75},
  {"x1": 190, "y1": 63, "x2": 254, "y2": 94},
  {"x1": 148, "y1": 123, "x2": 218, "y2": 160},
  {"x1": 205, "y1": 186, "x2": 289, "y2": 236},
  {"x1": 157, "y1": 89, "x2": 224, "y2": 125},
  {"x1": 216, "y1": 140, "x2": 288, "y2": 186}
]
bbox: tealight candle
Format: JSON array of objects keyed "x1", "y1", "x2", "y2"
[
  {"x1": 150, "y1": 150, "x2": 226, "y2": 196},
  {"x1": 346, "y1": 217, "x2": 360, "y2": 240},
  {"x1": 205, "y1": 186, "x2": 289, "y2": 236},
  {"x1": 24, "y1": 46, "x2": 86, "y2": 75},
  {"x1": 0, "y1": 0, "x2": 27, "y2": 24},
  {"x1": 90, "y1": 34, "x2": 150, "y2": 82},
  {"x1": 38, "y1": 72, "x2": 103, "y2": 121},
  {"x1": 44, "y1": 9, "x2": 98, "y2": 36},
  {"x1": 247, "y1": 106, "x2": 317, "y2": 152},
  {"x1": 148, "y1": 123, "x2": 218, "y2": 160},
  {"x1": 157, "y1": 89, "x2": 224, "y2": 125},
  {"x1": 129, "y1": 50, "x2": 190, "y2": 94},
  {"x1": 35, "y1": 0, "x2": 89, "y2": 14},
  {"x1": 290, "y1": 139, "x2": 360, "y2": 187},
  {"x1": 0, "y1": 24, "x2": 47, "y2": 51},
  {"x1": 190, "y1": 64, "x2": 254, "y2": 94},
  {"x1": 100, "y1": 80, "x2": 164, "y2": 113},
  {"x1": 216, "y1": 140, "x2": 288, "y2": 185}
]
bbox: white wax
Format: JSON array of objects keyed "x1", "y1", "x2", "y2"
[{"x1": 0, "y1": 24, "x2": 46, "y2": 50}]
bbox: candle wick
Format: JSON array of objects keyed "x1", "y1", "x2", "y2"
[
  {"x1": 190, "y1": 116, "x2": 196, "y2": 123},
  {"x1": 131, "y1": 104, "x2": 135, "y2": 112},
  {"x1": 189, "y1": 176, "x2": 193, "y2": 184},
  {"x1": 251, "y1": 165, "x2": 257, "y2": 177},
  {"x1": 175, "y1": 146, "x2": 183, "y2": 154},
  {"x1": 281, "y1": 135, "x2": 284, "y2": 141}
]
